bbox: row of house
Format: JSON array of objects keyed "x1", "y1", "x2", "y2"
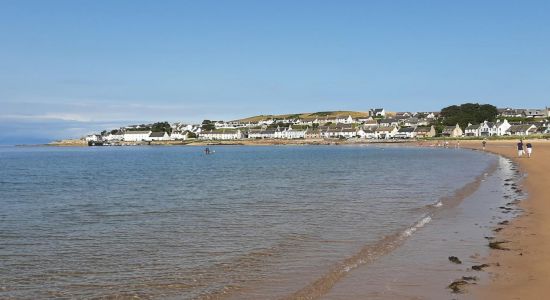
[
  {"x1": 86, "y1": 130, "x2": 190, "y2": 143},
  {"x1": 197, "y1": 124, "x2": 438, "y2": 140},
  {"x1": 498, "y1": 107, "x2": 550, "y2": 118},
  {"x1": 464, "y1": 119, "x2": 548, "y2": 137}
]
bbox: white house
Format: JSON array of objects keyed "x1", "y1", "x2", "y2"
[
  {"x1": 498, "y1": 108, "x2": 523, "y2": 118},
  {"x1": 378, "y1": 119, "x2": 400, "y2": 127},
  {"x1": 323, "y1": 127, "x2": 357, "y2": 139},
  {"x1": 148, "y1": 132, "x2": 171, "y2": 141},
  {"x1": 479, "y1": 121, "x2": 497, "y2": 136},
  {"x1": 357, "y1": 128, "x2": 376, "y2": 139},
  {"x1": 199, "y1": 129, "x2": 243, "y2": 140},
  {"x1": 104, "y1": 132, "x2": 124, "y2": 141},
  {"x1": 248, "y1": 129, "x2": 277, "y2": 139},
  {"x1": 375, "y1": 126, "x2": 398, "y2": 139},
  {"x1": 281, "y1": 127, "x2": 308, "y2": 139},
  {"x1": 340, "y1": 115, "x2": 354, "y2": 124},
  {"x1": 477, "y1": 120, "x2": 510, "y2": 136},
  {"x1": 170, "y1": 131, "x2": 189, "y2": 140},
  {"x1": 258, "y1": 119, "x2": 275, "y2": 126},
  {"x1": 495, "y1": 119, "x2": 511, "y2": 136},
  {"x1": 394, "y1": 127, "x2": 416, "y2": 139},
  {"x1": 362, "y1": 119, "x2": 379, "y2": 129},
  {"x1": 507, "y1": 124, "x2": 538, "y2": 136},
  {"x1": 464, "y1": 123, "x2": 481, "y2": 137},
  {"x1": 354, "y1": 115, "x2": 373, "y2": 123},
  {"x1": 123, "y1": 131, "x2": 152, "y2": 142},
  {"x1": 371, "y1": 108, "x2": 386, "y2": 117},
  {"x1": 85, "y1": 134, "x2": 102, "y2": 142},
  {"x1": 296, "y1": 117, "x2": 319, "y2": 126},
  {"x1": 523, "y1": 109, "x2": 546, "y2": 118}
]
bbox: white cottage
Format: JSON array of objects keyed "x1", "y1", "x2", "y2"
[
  {"x1": 375, "y1": 126, "x2": 398, "y2": 139},
  {"x1": 248, "y1": 129, "x2": 277, "y2": 139},
  {"x1": 464, "y1": 123, "x2": 481, "y2": 137},
  {"x1": 357, "y1": 128, "x2": 376, "y2": 139},
  {"x1": 123, "y1": 131, "x2": 152, "y2": 142},
  {"x1": 85, "y1": 134, "x2": 102, "y2": 142},
  {"x1": 323, "y1": 127, "x2": 357, "y2": 139},
  {"x1": 507, "y1": 124, "x2": 538, "y2": 136},
  {"x1": 170, "y1": 131, "x2": 189, "y2": 140},
  {"x1": 199, "y1": 129, "x2": 243, "y2": 140},
  {"x1": 494, "y1": 119, "x2": 511, "y2": 136},
  {"x1": 281, "y1": 127, "x2": 308, "y2": 139},
  {"x1": 394, "y1": 127, "x2": 416, "y2": 139},
  {"x1": 148, "y1": 132, "x2": 171, "y2": 141}
]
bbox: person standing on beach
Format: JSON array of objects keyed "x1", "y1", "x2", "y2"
[
  {"x1": 526, "y1": 142, "x2": 533, "y2": 158},
  {"x1": 482, "y1": 139, "x2": 486, "y2": 150},
  {"x1": 517, "y1": 140, "x2": 524, "y2": 157}
]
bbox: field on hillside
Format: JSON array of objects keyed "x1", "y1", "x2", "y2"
[{"x1": 234, "y1": 111, "x2": 387, "y2": 122}]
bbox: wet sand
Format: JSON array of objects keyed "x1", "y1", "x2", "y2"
[{"x1": 459, "y1": 139, "x2": 550, "y2": 299}]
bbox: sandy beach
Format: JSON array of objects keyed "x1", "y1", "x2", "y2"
[{"x1": 456, "y1": 139, "x2": 550, "y2": 299}]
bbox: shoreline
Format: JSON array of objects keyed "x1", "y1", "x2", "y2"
[{"x1": 458, "y1": 139, "x2": 550, "y2": 299}]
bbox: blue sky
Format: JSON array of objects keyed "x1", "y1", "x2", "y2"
[{"x1": 1, "y1": 0, "x2": 549, "y2": 143}]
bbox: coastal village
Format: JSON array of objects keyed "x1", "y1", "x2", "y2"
[{"x1": 82, "y1": 106, "x2": 550, "y2": 145}]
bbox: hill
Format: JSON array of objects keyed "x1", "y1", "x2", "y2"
[{"x1": 234, "y1": 111, "x2": 379, "y2": 123}]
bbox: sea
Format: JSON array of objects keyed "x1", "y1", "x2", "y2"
[{"x1": 0, "y1": 145, "x2": 523, "y2": 299}]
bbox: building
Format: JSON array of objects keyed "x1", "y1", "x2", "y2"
[
  {"x1": 494, "y1": 119, "x2": 511, "y2": 136},
  {"x1": 498, "y1": 108, "x2": 523, "y2": 118},
  {"x1": 322, "y1": 127, "x2": 357, "y2": 139},
  {"x1": 394, "y1": 127, "x2": 416, "y2": 139},
  {"x1": 464, "y1": 123, "x2": 481, "y2": 137},
  {"x1": 328, "y1": 115, "x2": 353, "y2": 124},
  {"x1": 378, "y1": 118, "x2": 400, "y2": 127},
  {"x1": 104, "y1": 132, "x2": 124, "y2": 141},
  {"x1": 354, "y1": 114, "x2": 373, "y2": 123},
  {"x1": 281, "y1": 127, "x2": 308, "y2": 139},
  {"x1": 199, "y1": 129, "x2": 243, "y2": 140},
  {"x1": 170, "y1": 131, "x2": 189, "y2": 140},
  {"x1": 248, "y1": 129, "x2": 276, "y2": 139},
  {"x1": 148, "y1": 131, "x2": 170, "y2": 141},
  {"x1": 85, "y1": 134, "x2": 102, "y2": 142},
  {"x1": 371, "y1": 108, "x2": 386, "y2": 117},
  {"x1": 123, "y1": 131, "x2": 152, "y2": 142},
  {"x1": 304, "y1": 129, "x2": 321, "y2": 139},
  {"x1": 441, "y1": 124, "x2": 463, "y2": 137},
  {"x1": 357, "y1": 128, "x2": 376, "y2": 139},
  {"x1": 375, "y1": 126, "x2": 398, "y2": 139},
  {"x1": 413, "y1": 125, "x2": 436, "y2": 138},
  {"x1": 523, "y1": 109, "x2": 546, "y2": 118},
  {"x1": 507, "y1": 124, "x2": 538, "y2": 136}
]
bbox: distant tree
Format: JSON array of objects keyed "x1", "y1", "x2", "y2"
[
  {"x1": 201, "y1": 120, "x2": 215, "y2": 131},
  {"x1": 100, "y1": 130, "x2": 107, "y2": 136},
  {"x1": 151, "y1": 121, "x2": 172, "y2": 133},
  {"x1": 187, "y1": 132, "x2": 197, "y2": 138},
  {"x1": 440, "y1": 103, "x2": 497, "y2": 128},
  {"x1": 110, "y1": 129, "x2": 119, "y2": 134}
]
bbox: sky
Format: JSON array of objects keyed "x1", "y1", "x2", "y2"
[{"x1": 1, "y1": 0, "x2": 549, "y2": 144}]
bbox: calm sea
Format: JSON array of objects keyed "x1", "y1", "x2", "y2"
[{"x1": 0, "y1": 145, "x2": 517, "y2": 299}]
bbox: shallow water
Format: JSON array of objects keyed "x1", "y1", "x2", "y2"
[{"x1": 0, "y1": 145, "x2": 511, "y2": 299}]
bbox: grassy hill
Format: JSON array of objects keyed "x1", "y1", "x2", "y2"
[{"x1": 234, "y1": 111, "x2": 378, "y2": 123}]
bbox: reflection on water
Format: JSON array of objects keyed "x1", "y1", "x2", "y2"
[{"x1": 0, "y1": 145, "x2": 498, "y2": 299}]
